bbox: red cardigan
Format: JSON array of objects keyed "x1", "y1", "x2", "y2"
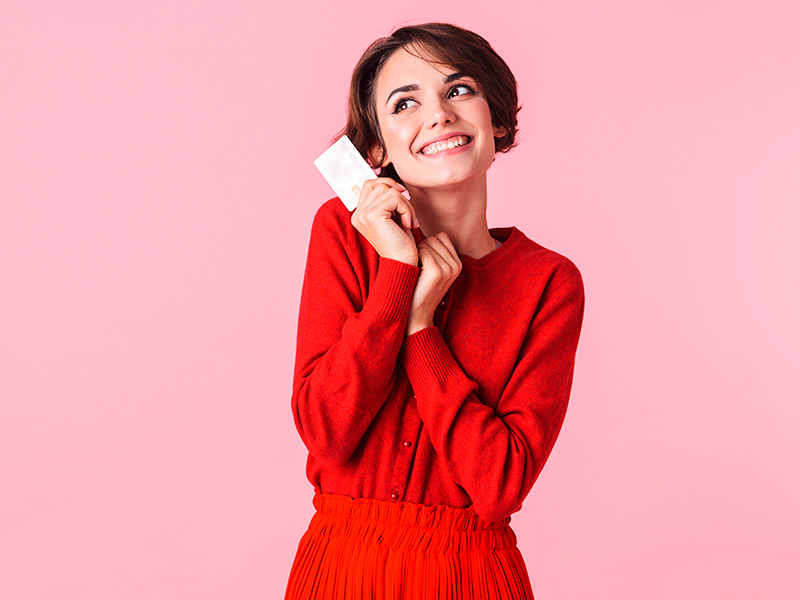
[{"x1": 291, "y1": 197, "x2": 585, "y2": 523}]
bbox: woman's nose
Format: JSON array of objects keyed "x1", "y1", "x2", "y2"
[{"x1": 425, "y1": 96, "x2": 456, "y2": 128}]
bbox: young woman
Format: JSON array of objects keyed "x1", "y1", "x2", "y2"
[{"x1": 285, "y1": 22, "x2": 585, "y2": 599}]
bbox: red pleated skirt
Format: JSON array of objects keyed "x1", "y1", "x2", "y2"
[{"x1": 284, "y1": 492, "x2": 535, "y2": 599}]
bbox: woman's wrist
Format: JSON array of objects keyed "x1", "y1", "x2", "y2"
[
  {"x1": 405, "y1": 317, "x2": 433, "y2": 337},
  {"x1": 379, "y1": 250, "x2": 419, "y2": 267}
]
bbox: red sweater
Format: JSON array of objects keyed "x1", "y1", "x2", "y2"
[{"x1": 291, "y1": 197, "x2": 585, "y2": 523}]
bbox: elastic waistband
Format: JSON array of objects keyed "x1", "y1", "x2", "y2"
[
  {"x1": 309, "y1": 492, "x2": 517, "y2": 553},
  {"x1": 313, "y1": 492, "x2": 509, "y2": 530}
]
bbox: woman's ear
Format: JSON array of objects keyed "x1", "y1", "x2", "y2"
[
  {"x1": 368, "y1": 143, "x2": 391, "y2": 168},
  {"x1": 493, "y1": 125, "x2": 508, "y2": 139}
]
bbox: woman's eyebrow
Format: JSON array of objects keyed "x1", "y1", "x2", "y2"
[{"x1": 385, "y1": 72, "x2": 469, "y2": 105}]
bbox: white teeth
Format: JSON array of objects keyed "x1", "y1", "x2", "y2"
[{"x1": 421, "y1": 135, "x2": 470, "y2": 155}]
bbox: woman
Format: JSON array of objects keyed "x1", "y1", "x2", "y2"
[{"x1": 285, "y1": 22, "x2": 585, "y2": 599}]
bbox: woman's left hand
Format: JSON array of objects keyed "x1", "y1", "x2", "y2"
[{"x1": 406, "y1": 233, "x2": 462, "y2": 336}]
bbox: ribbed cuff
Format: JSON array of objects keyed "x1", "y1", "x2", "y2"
[
  {"x1": 367, "y1": 257, "x2": 420, "y2": 321},
  {"x1": 399, "y1": 326, "x2": 466, "y2": 392}
]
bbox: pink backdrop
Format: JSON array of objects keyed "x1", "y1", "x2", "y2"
[{"x1": 2, "y1": 1, "x2": 798, "y2": 598}]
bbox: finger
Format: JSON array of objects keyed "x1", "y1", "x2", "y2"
[
  {"x1": 417, "y1": 242, "x2": 449, "y2": 270},
  {"x1": 361, "y1": 178, "x2": 409, "y2": 212},
  {"x1": 393, "y1": 196, "x2": 417, "y2": 230},
  {"x1": 435, "y1": 233, "x2": 461, "y2": 265},
  {"x1": 382, "y1": 177, "x2": 407, "y2": 192},
  {"x1": 420, "y1": 236, "x2": 461, "y2": 272},
  {"x1": 417, "y1": 244, "x2": 438, "y2": 268},
  {"x1": 360, "y1": 179, "x2": 393, "y2": 205},
  {"x1": 364, "y1": 177, "x2": 406, "y2": 195},
  {"x1": 360, "y1": 179, "x2": 416, "y2": 224},
  {"x1": 426, "y1": 233, "x2": 461, "y2": 265},
  {"x1": 420, "y1": 235, "x2": 454, "y2": 261},
  {"x1": 374, "y1": 188, "x2": 417, "y2": 230}
]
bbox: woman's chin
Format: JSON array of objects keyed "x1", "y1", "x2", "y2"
[{"x1": 398, "y1": 169, "x2": 488, "y2": 192}]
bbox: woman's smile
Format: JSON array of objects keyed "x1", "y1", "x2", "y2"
[{"x1": 417, "y1": 134, "x2": 473, "y2": 156}]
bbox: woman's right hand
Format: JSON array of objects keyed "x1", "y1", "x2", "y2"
[{"x1": 350, "y1": 177, "x2": 420, "y2": 267}]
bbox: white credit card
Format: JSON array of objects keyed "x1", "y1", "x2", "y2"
[{"x1": 314, "y1": 135, "x2": 377, "y2": 211}]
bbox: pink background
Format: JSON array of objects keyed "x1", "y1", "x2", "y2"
[{"x1": 2, "y1": 1, "x2": 798, "y2": 598}]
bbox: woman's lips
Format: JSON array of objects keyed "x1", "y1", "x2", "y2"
[{"x1": 418, "y1": 135, "x2": 473, "y2": 156}]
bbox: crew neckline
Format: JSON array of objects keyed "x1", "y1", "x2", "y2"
[{"x1": 410, "y1": 225, "x2": 520, "y2": 269}]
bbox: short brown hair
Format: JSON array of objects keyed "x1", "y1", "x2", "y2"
[{"x1": 333, "y1": 22, "x2": 522, "y2": 185}]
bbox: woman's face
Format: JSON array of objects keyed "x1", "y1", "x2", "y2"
[{"x1": 369, "y1": 45, "x2": 506, "y2": 191}]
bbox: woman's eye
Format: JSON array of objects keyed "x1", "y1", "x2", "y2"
[
  {"x1": 449, "y1": 84, "x2": 476, "y2": 98},
  {"x1": 392, "y1": 98, "x2": 418, "y2": 114}
]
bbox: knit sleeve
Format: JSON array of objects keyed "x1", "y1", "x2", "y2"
[
  {"x1": 291, "y1": 200, "x2": 420, "y2": 466},
  {"x1": 398, "y1": 262, "x2": 585, "y2": 523}
]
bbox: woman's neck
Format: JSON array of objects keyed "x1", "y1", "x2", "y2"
[{"x1": 406, "y1": 173, "x2": 497, "y2": 260}]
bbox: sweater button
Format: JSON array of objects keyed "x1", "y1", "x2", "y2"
[
  {"x1": 391, "y1": 491, "x2": 399, "y2": 500},
  {"x1": 403, "y1": 441, "x2": 412, "y2": 448}
]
